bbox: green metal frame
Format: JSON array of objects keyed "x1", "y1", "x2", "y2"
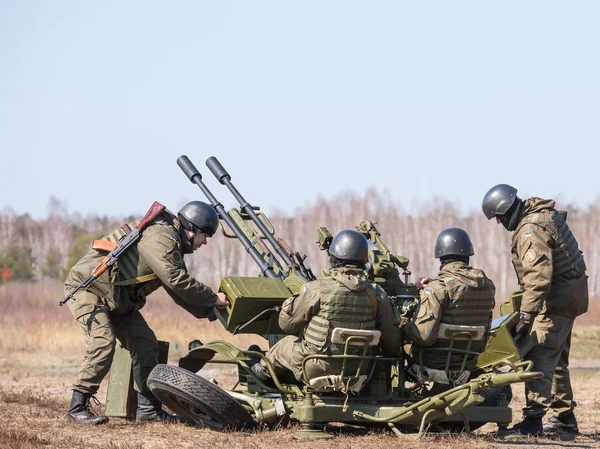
[{"x1": 175, "y1": 336, "x2": 540, "y2": 438}]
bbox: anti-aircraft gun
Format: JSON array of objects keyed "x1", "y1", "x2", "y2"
[
  {"x1": 317, "y1": 220, "x2": 419, "y2": 313},
  {"x1": 175, "y1": 155, "x2": 315, "y2": 342},
  {"x1": 106, "y1": 155, "x2": 543, "y2": 439}
]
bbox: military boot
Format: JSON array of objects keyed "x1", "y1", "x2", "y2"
[
  {"x1": 507, "y1": 416, "x2": 544, "y2": 437},
  {"x1": 135, "y1": 391, "x2": 178, "y2": 423},
  {"x1": 543, "y1": 411, "x2": 579, "y2": 434},
  {"x1": 66, "y1": 390, "x2": 109, "y2": 425},
  {"x1": 247, "y1": 344, "x2": 263, "y2": 368}
]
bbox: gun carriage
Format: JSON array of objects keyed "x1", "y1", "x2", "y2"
[{"x1": 106, "y1": 156, "x2": 541, "y2": 438}]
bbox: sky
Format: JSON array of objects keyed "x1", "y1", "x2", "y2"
[{"x1": 1, "y1": 1, "x2": 599, "y2": 219}]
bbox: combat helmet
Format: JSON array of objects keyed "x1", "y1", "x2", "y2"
[
  {"x1": 328, "y1": 229, "x2": 369, "y2": 266},
  {"x1": 178, "y1": 201, "x2": 220, "y2": 237},
  {"x1": 482, "y1": 184, "x2": 518, "y2": 220},
  {"x1": 434, "y1": 228, "x2": 474, "y2": 259}
]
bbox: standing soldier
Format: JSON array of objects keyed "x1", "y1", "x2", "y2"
[
  {"x1": 403, "y1": 228, "x2": 496, "y2": 386},
  {"x1": 251, "y1": 230, "x2": 402, "y2": 384},
  {"x1": 482, "y1": 184, "x2": 588, "y2": 436},
  {"x1": 64, "y1": 201, "x2": 229, "y2": 425}
]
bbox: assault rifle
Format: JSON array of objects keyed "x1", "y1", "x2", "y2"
[{"x1": 59, "y1": 202, "x2": 166, "y2": 306}]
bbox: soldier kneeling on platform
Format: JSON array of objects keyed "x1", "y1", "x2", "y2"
[
  {"x1": 251, "y1": 229, "x2": 402, "y2": 385},
  {"x1": 402, "y1": 228, "x2": 496, "y2": 392}
]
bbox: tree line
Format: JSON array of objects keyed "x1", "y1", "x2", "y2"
[{"x1": 1, "y1": 193, "x2": 598, "y2": 299}]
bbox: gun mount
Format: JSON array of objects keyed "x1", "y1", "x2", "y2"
[{"x1": 106, "y1": 156, "x2": 541, "y2": 439}]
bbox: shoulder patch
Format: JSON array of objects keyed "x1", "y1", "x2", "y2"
[
  {"x1": 524, "y1": 248, "x2": 538, "y2": 263},
  {"x1": 523, "y1": 231, "x2": 532, "y2": 237},
  {"x1": 168, "y1": 235, "x2": 178, "y2": 243},
  {"x1": 302, "y1": 283, "x2": 309, "y2": 292},
  {"x1": 424, "y1": 289, "x2": 431, "y2": 294}
]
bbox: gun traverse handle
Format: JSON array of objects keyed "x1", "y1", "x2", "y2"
[{"x1": 177, "y1": 155, "x2": 202, "y2": 183}]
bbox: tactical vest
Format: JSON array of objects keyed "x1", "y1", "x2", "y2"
[
  {"x1": 511, "y1": 209, "x2": 586, "y2": 286},
  {"x1": 98, "y1": 215, "x2": 175, "y2": 298},
  {"x1": 304, "y1": 277, "x2": 377, "y2": 355},
  {"x1": 433, "y1": 275, "x2": 495, "y2": 370},
  {"x1": 438, "y1": 276, "x2": 495, "y2": 328}
]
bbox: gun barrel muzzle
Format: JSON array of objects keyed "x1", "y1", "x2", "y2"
[
  {"x1": 206, "y1": 156, "x2": 230, "y2": 184},
  {"x1": 177, "y1": 155, "x2": 202, "y2": 182}
]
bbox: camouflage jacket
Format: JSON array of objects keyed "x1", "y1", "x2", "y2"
[
  {"x1": 65, "y1": 210, "x2": 218, "y2": 318},
  {"x1": 404, "y1": 261, "x2": 495, "y2": 370},
  {"x1": 511, "y1": 198, "x2": 588, "y2": 319},
  {"x1": 278, "y1": 267, "x2": 402, "y2": 357}
]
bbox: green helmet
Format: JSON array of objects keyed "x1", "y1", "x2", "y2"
[{"x1": 178, "y1": 201, "x2": 219, "y2": 237}]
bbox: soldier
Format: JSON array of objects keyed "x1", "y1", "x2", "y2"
[
  {"x1": 251, "y1": 229, "x2": 401, "y2": 383},
  {"x1": 64, "y1": 201, "x2": 229, "y2": 425},
  {"x1": 402, "y1": 228, "x2": 496, "y2": 385},
  {"x1": 482, "y1": 184, "x2": 588, "y2": 436}
]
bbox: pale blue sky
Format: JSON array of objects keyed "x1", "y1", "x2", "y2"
[{"x1": 1, "y1": 1, "x2": 598, "y2": 219}]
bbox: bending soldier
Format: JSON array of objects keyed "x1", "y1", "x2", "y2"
[
  {"x1": 403, "y1": 228, "x2": 496, "y2": 387},
  {"x1": 252, "y1": 229, "x2": 401, "y2": 384},
  {"x1": 64, "y1": 201, "x2": 229, "y2": 425},
  {"x1": 482, "y1": 184, "x2": 588, "y2": 436}
]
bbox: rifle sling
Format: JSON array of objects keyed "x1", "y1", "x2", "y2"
[{"x1": 112, "y1": 273, "x2": 159, "y2": 286}]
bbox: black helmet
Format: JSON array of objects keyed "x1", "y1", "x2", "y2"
[
  {"x1": 328, "y1": 230, "x2": 369, "y2": 265},
  {"x1": 178, "y1": 201, "x2": 219, "y2": 237},
  {"x1": 434, "y1": 228, "x2": 474, "y2": 258},
  {"x1": 482, "y1": 184, "x2": 518, "y2": 220}
]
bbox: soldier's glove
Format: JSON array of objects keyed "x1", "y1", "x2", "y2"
[
  {"x1": 415, "y1": 277, "x2": 430, "y2": 290},
  {"x1": 400, "y1": 300, "x2": 419, "y2": 320},
  {"x1": 515, "y1": 312, "x2": 533, "y2": 335}
]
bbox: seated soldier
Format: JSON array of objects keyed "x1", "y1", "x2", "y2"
[
  {"x1": 252, "y1": 229, "x2": 401, "y2": 385},
  {"x1": 402, "y1": 228, "x2": 495, "y2": 387}
]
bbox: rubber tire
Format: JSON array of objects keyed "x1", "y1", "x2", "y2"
[{"x1": 147, "y1": 364, "x2": 254, "y2": 431}]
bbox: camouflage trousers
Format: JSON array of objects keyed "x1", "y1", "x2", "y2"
[
  {"x1": 264, "y1": 335, "x2": 366, "y2": 383},
  {"x1": 67, "y1": 289, "x2": 158, "y2": 395},
  {"x1": 517, "y1": 314, "x2": 575, "y2": 419}
]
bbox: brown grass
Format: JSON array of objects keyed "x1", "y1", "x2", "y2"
[{"x1": 1, "y1": 282, "x2": 600, "y2": 448}]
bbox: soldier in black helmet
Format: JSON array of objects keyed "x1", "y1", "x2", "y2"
[
  {"x1": 251, "y1": 229, "x2": 401, "y2": 383},
  {"x1": 63, "y1": 201, "x2": 228, "y2": 425},
  {"x1": 482, "y1": 184, "x2": 588, "y2": 436},
  {"x1": 403, "y1": 228, "x2": 495, "y2": 385}
]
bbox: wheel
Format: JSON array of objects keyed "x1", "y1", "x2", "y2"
[{"x1": 147, "y1": 364, "x2": 254, "y2": 431}]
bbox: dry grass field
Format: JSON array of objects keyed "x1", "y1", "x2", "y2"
[{"x1": 1, "y1": 281, "x2": 600, "y2": 448}]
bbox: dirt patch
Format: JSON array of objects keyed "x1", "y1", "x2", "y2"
[{"x1": 1, "y1": 350, "x2": 600, "y2": 448}]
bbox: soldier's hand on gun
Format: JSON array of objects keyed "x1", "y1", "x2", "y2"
[
  {"x1": 415, "y1": 277, "x2": 430, "y2": 290},
  {"x1": 515, "y1": 312, "x2": 533, "y2": 335},
  {"x1": 215, "y1": 292, "x2": 229, "y2": 309}
]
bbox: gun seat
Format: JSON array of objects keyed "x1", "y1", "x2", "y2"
[
  {"x1": 303, "y1": 328, "x2": 381, "y2": 393},
  {"x1": 409, "y1": 324, "x2": 486, "y2": 386}
]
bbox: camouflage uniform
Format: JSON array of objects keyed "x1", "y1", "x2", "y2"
[
  {"x1": 262, "y1": 267, "x2": 401, "y2": 382},
  {"x1": 404, "y1": 261, "x2": 496, "y2": 372},
  {"x1": 65, "y1": 210, "x2": 219, "y2": 395},
  {"x1": 511, "y1": 198, "x2": 588, "y2": 419}
]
